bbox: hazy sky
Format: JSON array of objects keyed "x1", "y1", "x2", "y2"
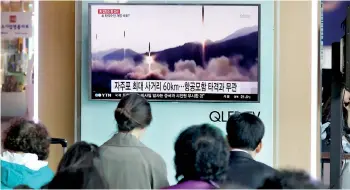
[{"x1": 91, "y1": 5, "x2": 258, "y2": 53}]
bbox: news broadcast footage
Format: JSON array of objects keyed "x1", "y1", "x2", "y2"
[{"x1": 89, "y1": 4, "x2": 260, "y2": 101}]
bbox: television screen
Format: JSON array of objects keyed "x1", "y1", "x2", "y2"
[{"x1": 89, "y1": 4, "x2": 260, "y2": 102}]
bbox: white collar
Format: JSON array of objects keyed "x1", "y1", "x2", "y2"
[
  {"x1": 231, "y1": 148, "x2": 250, "y2": 154},
  {"x1": 231, "y1": 148, "x2": 255, "y2": 159},
  {"x1": 1, "y1": 151, "x2": 48, "y2": 171}
]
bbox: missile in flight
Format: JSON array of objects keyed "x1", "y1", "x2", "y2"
[
  {"x1": 202, "y1": 5, "x2": 204, "y2": 23},
  {"x1": 148, "y1": 42, "x2": 151, "y2": 54}
]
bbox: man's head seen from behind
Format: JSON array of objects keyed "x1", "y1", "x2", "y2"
[{"x1": 226, "y1": 112, "x2": 265, "y2": 156}]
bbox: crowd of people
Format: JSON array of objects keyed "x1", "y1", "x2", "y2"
[{"x1": 1, "y1": 93, "x2": 327, "y2": 189}]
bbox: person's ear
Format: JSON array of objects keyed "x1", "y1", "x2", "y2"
[{"x1": 255, "y1": 142, "x2": 262, "y2": 154}]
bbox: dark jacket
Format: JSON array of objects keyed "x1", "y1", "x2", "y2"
[
  {"x1": 100, "y1": 133, "x2": 169, "y2": 189},
  {"x1": 226, "y1": 151, "x2": 276, "y2": 188}
]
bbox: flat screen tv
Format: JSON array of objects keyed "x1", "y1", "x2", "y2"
[{"x1": 89, "y1": 3, "x2": 260, "y2": 102}]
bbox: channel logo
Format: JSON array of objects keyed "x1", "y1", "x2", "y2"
[{"x1": 95, "y1": 93, "x2": 112, "y2": 98}]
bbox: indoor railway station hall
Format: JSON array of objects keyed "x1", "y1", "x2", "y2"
[{"x1": 1, "y1": 1, "x2": 350, "y2": 189}]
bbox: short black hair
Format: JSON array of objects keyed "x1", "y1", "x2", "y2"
[
  {"x1": 2, "y1": 118, "x2": 50, "y2": 160},
  {"x1": 226, "y1": 112, "x2": 265, "y2": 150},
  {"x1": 57, "y1": 141, "x2": 100, "y2": 172},
  {"x1": 114, "y1": 93, "x2": 152, "y2": 132},
  {"x1": 258, "y1": 169, "x2": 325, "y2": 189},
  {"x1": 45, "y1": 165, "x2": 108, "y2": 189},
  {"x1": 174, "y1": 124, "x2": 229, "y2": 183}
]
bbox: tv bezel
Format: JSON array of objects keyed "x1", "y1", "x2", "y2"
[{"x1": 88, "y1": 3, "x2": 261, "y2": 103}]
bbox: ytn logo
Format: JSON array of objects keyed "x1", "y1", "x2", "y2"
[{"x1": 95, "y1": 93, "x2": 112, "y2": 98}]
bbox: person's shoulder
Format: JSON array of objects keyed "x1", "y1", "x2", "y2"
[
  {"x1": 1, "y1": 159, "x2": 14, "y2": 166},
  {"x1": 22, "y1": 166, "x2": 53, "y2": 189},
  {"x1": 1, "y1": 159, "x2": 27, "y2": 172},
  {"x1": 39, "y1": 165, "x2": 54, "y2": 177},
  {"x1": 1, "y1": 162, "x2": 53, "y2": 189},
  {"x1": 140, "y1": 146, "x2": 165, "y2": 163},
  {"x1": 254, "y1": 160, "x2": 276, "y2": 174},
  {"x1": 25, "y1": 166, "x2": 54, "y2": 184}
]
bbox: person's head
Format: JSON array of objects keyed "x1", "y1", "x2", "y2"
[
  {"x1": 45, "y1": 165, "x2": 108, "y2": 189},
  {"x1": 115, "y1": 93, "x2": 152, "y2": 138},
  {"x1": 226, "y1": 112, "x2": 264, "y2": 156},
  {"x1": 258, "y1": 169, "x2": 325, "y2": 189},
  {"x1": 174, "y1": 124, "x2": 229, "y2": 183},
  {"x1": 2, "y1": 118, "x2": 50, "y2": 160},
  {"x1": 57, "y1": 141, "x2": 100, "y2": 172}
]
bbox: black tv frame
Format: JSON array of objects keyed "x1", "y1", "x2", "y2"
[
  {"x1": 346, "y1": 7, "x2": 350, "y2": 92},
  {"x1": 330, "y1": 42, "x2": 342, "y2": 189},
  {"x1": 88, "y1": 3, "x2": 261, "y2": 103}
]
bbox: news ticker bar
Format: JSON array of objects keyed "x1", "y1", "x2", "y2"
[
  {"x1": 92, "y1": 92, "x2": 258, "y2": 101},
  {"x1": 110, "y1": 80, "x2": 258, "y2": 94}
]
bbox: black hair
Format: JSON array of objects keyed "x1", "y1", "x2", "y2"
[
  {"x1": 57, "y1": 141, "x2": 100, "y2": 172},
  {"x1": 174, "y1": 124, "x2": 229, "y2": 183},
  {"x1": 114, "y1": 93, "x2": 152, "y2": 132},
  {"x1": 45, "y1": 165, "x2": 108, "y2": 189},
  {"x1": 226, "y1": 112, "x2": 265, "y2": 151},
  {"x1": 2, "y1": 118, "x2": 50, "y2": 160},
  {"x1": 258, "y1": 169, "x2": 325, "y2": 189}
]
